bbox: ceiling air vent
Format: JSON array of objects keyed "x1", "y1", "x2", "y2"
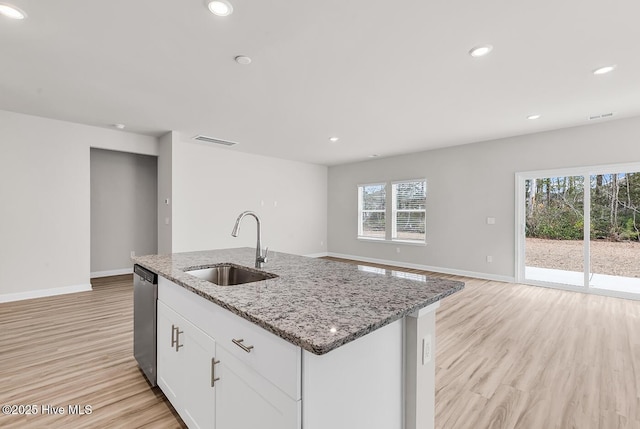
[
  {"x1": 588, "y1": 112, "x2": 615, "y2": 121},
  {"x1": 192, "y1": 135, "x2": 238, "y2": 146}
]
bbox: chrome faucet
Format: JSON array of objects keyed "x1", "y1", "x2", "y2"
[{"x1": 231, "y1": 211, "x2": 268, "y2": 268}]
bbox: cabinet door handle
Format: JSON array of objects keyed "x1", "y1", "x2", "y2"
[
  {"x1": 171, "y1": 324, "x2": 177, "y2": 347},
  {"x1": 211, "y1": 358, "x2": 220, "y2": 387},
  {"x1": 175, "y1": 328, "x2": 184, "y2": 352},
  {"x1": 232, "y1": 338, "x2": 254, "y2": 353}
]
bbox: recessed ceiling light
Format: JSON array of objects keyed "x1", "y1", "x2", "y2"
[
  {"x1": 369, "y1": 154, "x2": 379, "y2": 158},
  {"x1": 592, "y1": 65, "x2": 616, "y2": 75},
  {"x1": 234, "y1": 55, "x2": 252, "y2": 65},
  {"x1": 113, "y1": 123, "x2": 126, "y2": 130},
  {"x1": 329, "y1": 137, "x2": 339, "y2": 142},
  {"x1": 469, "y1": 45, "x2": 493, "y2": 58},
  {"x1": 0, "y1": 3, "x2": 27, "y2": 19},
  {"x1": 207, "y1": 0, "x2": 233, "y2": 16},
  {"x1": 527, "y1": 114, "x2": 541, "y2": 120}
]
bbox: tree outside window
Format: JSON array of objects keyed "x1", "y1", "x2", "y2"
[
  {"x1": 358, "y1": 184, "x2": 386, "y2": 239},
  {"x1": 392, "y1": 180, "x2": 426, "y2": 242},
  {"x1": 357, "y1": 180, "x2": 426, "y2": 243}
]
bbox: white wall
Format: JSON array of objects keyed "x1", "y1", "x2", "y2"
[
  {"x1": 0, "y1": 112, "x2": 325, "y2": 301},
  {"x1": 0, "y1": 110, "x2": 158, "y2": 302},
  {"x1": 171, "y1": 134, "x2": 328, "y2": 256},
  {"x1": 157, "y1": 132, "x2": 173, "y2": 254},
  {"x1": 90, "y1": 148, "x2": 158, "y2": 276},
  {"x1": 328, "y1": 116, "x2": 640, "y2": 281}
]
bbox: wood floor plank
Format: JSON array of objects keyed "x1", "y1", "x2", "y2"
[
  {"x1": 0, "y1": 275, "x2": 186, "y2": 429},
  {"x1": 2, "y1": 262, "x2": 639, "y2": 428}
]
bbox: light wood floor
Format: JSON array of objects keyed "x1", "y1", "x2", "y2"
[
  {"x1": 1, "y1": 264, "x2": 638, "y2": 429},
  {"x1": 0, "y1": 275, "x2": 186, "y2": 429}
]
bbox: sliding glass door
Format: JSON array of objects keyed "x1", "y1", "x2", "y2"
[
  {"x1": 516, "y1": 164, "x2": 640, "y2": 299},
  {"x1": 589, "y1": 172, "x2": 640, "y2": 294},
  {"x1": 523, "y1": 175, "x2": 585, "y2": 287}
]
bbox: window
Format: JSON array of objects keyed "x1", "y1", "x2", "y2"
[
  {"x1": 392, "y1": 180, "x2": 426, "y2": 242},
  {"x1": 357, "y1": 179, "x2": 427, "y2": 243},
  {"x1": 358, "y1": 183, "x2": 386, "y2": 239}
]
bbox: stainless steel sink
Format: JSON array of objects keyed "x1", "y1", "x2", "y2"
[{"x1": 184, "y1": 264, "x2": 277, "y2": 286}]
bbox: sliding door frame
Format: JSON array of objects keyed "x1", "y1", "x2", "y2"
[{"x1": 515, "y1": 162, "x2": 640, "y2": 300}]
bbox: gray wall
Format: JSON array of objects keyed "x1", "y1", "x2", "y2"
[
  {"x1": 90, "y1": 148, "x2": 158, "y2": 275},
  {"x1": 328, "y1": 116, "x2": 640, "y2": 280}
]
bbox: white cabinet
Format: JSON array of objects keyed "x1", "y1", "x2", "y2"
[
  {"x1": 157, "y1": 278, "x2": 301, "y2": 429},
  {"x1": 156, "y1": 300, "x2": 182, "y2": 404},
  {"x1": 157, "y1": 300, "x2": 216, "y2": 429},
  {"x1": 155, "y1": 275, "x2": 438, "y2": 429},
  {"x1": 215, "y1": 344, "x2": 300, "y2": 429}
]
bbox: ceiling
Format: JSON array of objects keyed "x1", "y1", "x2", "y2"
[{"x1": 2, "y1": 0, "x2": 639, "y2": 166}]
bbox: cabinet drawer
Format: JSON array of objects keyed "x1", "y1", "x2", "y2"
[
  {"x1": 158, "y1": 277, "x2": 301, "y2": 400},
  {"x1": 216, "y1": 344, "x2": 301, "y2": 429},
  {"x1": 210, "y1": 301, "x2": 301, "y2": 401}
]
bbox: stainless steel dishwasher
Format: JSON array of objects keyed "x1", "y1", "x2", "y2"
[{"x1": 133, "y1": 264, "x2": 158, "y2": 386}]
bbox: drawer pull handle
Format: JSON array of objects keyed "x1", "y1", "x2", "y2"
[
  {"x1": 175, "y1": 328, "x2": 184, "y2": 352},
  {"x1": 211, "y1": 358, "x2": 220, "y2": 387},
  {"x1": 172, "y1": 325, "x2": 184, "y2": 352},
  {"x1": 232, "y1": 338, "x2": 254, "y2": 353}
]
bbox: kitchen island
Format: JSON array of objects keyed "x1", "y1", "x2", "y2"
[{"x1": 134, "y1": 248, "x2": 464, "y2": 429}]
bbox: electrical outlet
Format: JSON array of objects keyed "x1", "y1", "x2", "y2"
[
  {"x1": 487, "y1": 217, "x2": 495, "y2": 225},
  {"x1": 422, "y1": 335, "x2": 432, "y2": 365},
  {"x1": 396, "y1": 247, "x2": 401, "y2": 253},
  {"x1": 486, "y1": 255, "x2": 493, "y2": 263},
  {"x1": 130, "y1": 250, "x2": 135, "y2": 258}
]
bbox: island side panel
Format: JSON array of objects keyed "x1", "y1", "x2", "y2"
[
  {"x1": 405, "y1": 302, "x2": 439, "y2": 429},
  {"x1": 302, "y1": 319, "x2": 403, "y2": 429}
]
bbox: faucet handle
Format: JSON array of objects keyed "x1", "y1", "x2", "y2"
[{"x1": 257, "y1": 247, "x2": 269, "y2": 265}]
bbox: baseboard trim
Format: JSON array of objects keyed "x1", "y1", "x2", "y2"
[
  {"x1": 327, "y1": 252, "x2": 515, "y2": 283},
  {"x1": 0, "y1": 283, "x2": 93, "y2": 303},
  {"x1": 90, "y1": 268, "x2": 133, "y2": 278}
]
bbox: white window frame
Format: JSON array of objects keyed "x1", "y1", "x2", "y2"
[
  {"x1": 357, "y1": 182, "x2": 387, "y2": 240},
  {"x1": 357, "y1": 179, "x2": 427, "y2": 245},
  {"x1": 391, "y1": 179, "x2": 427, "y2": 244}
]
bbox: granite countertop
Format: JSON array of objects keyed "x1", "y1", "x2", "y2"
[{"x1": 133, "y1": 248, "x2": 464, "y2": 355}]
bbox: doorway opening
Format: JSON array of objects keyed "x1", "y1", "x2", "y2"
[
  {"x1": 90, "y1": 148, "x2": 158, "y2": 278},
  {"x1": 516, "y1": 163, "x2": 640, "y2": 299}
]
